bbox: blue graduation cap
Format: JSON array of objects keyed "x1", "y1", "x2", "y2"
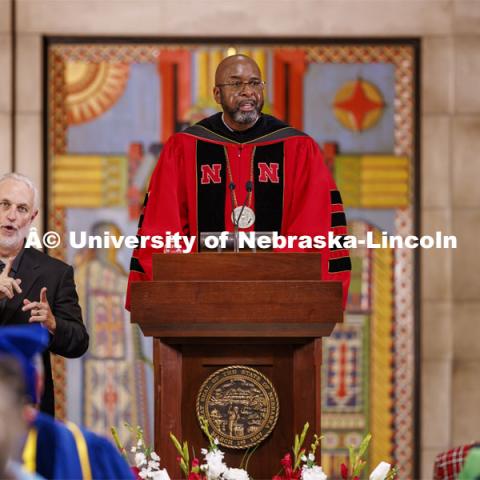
[{"x1": 0, "y1": 324, "x2": 49, "y2": 404}]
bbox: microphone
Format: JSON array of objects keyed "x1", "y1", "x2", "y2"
[
  {"x1": 229, "y1": 182, "x2": 239, "y2": 252},
  {"x1": 229, "y1": 182, "x2": 236, "y2": 221}
]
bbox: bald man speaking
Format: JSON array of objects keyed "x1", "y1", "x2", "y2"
[{"x1": 126, "y1": 55, "x2": 351, "y2": 307}]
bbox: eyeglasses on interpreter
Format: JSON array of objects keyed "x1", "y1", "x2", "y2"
[{"x1": 215, "y1": 80, "x2": 266, "y2": 92}]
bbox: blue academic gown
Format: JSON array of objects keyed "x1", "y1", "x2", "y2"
[{"x1": 25, "y1": 412, "x2": 134, "y2": 480}]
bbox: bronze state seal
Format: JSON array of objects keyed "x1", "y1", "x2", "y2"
[{"x1": 196, "y1": 365, "x2": 279, "y2": 449}]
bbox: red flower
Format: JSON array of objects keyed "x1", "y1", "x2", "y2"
[
  {"x1": 281, "y1": 453, "x2": 293, "y2": 470},
  {"x1": 353, "y1": 477, "x2": 360, "y2": 480},
  {"x1": 275, "y1": 453, "x2": 301, "y2": 480},
  {"x1": 130, "y1": 466, "x2": 141, "y2": 480},
  {"x1": 341, "y1": 463, "x2": 349, "y2": 479},
  {"x1": 188, "y1": 473, "x2": 205, "y2": 480}
]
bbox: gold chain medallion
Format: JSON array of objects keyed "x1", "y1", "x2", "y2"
[{"x1": 196, "y1": 365, "x2": 279, "y2": 449}]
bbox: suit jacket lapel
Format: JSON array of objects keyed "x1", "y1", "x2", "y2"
[{"x1": 2, "y1": 248, "x2": 41, "y2": 324}]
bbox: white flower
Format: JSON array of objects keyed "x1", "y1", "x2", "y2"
[
  {"x1": 301, "y1": 455, "x2": 308, "y2": 462},
  {"x1": 148, "y1": 460, "x2": 160, "y2": 470},
  {"x1": 204, "y1": 449, "x2": 227, "y2": 480},
  {"x1": 201, "y1": 448, "x2": 208, "y2": 455},
  {"x1": 135, "y1": 452, "x2": 147, "y2": 467},
  {"x1": 150, "y1": 451, "x2": 161, "y2": 462},
  {"x1": 131, "y1": 446, "x2": 137, "y2": 453},
  {"x1": 222, "y1": 467, "x2": 250, "y2": 480},
  {"x1": 137, "y1": 439, "x2": 144, "y2": 447},
  {"x1": 369, "y1": 462, "x2": 391, "y2": 480},
  {"x1": 308, "y1": 453, "x2": 315, "y2": 462},
  {"x1": 151, "y1": 469, "x2": 171, "y2": 480},
  {"x1": 139, "y1": 469, "x2": 149, "y2": 479},
  {"x1": 301, "y1": 465, "x2": 327, "y2": 480},
  {"x1": 214, "y1": 438, "x2": 219, "y2": 445}
]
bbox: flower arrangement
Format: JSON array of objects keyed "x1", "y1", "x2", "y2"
[
  {"x1": 111, "y1": 424, "x2": 170, "y2": 480},
  {"x1": 272, "y1": 423, "x2": 325, "y2": 480},
  {"x1": 273, "y1": 424, "x2": 397, "y2": 480},
  {"x1": 112, "y1": 421, "x2": 397, "y2": 480},
  {"x1": 169, "y1": 417, "x2": 250, "y2": 480}
]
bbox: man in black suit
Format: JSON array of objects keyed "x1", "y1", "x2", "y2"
[{"x1": 0, "y1": 173, "x2": 88, "y2": 415}]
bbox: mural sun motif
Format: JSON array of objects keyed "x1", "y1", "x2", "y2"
[
  {"x1": 65, "y1": 62, "x2": 130, "y2": 125},
  {"x1": 333, "y1": 78, "x2": 385, "y2": 132}
]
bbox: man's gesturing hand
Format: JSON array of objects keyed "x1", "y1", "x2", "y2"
[
  {"x1": 0, "y1": 258, "x2": 22, "y2": 300},
  {"x1": 22, "y1": 287, "x2": 56, "y2": 333}
]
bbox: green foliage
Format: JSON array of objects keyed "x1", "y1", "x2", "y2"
[
  {"x1": 386, "y1": 465, "x2": 398, "y2": 480},
  {"x1": 110, "y1": 426, "x2": 128, "y2": 462},
  {"x1": 292, "y1": 422, "x2": 309, "y2": 471},
  {"x1": 199, "y1": 416, "x2": 217, "y2": 451},
  {"x1": 240, "y1": 444, "x2": 259, "y2": 471},
  {"x1": 348, "y1": 433, "x2": 371, "y2": 478},
  {"x1": 304, "y1": 433, "x2": 323, "y2": 468},
  {"x1": 169, "y1": 432, "x2": 190, "y2": 477}
]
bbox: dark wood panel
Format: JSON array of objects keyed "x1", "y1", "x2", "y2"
[
  {"x1": 179, "y1": 343, "x2": 294, "y2": 479},
  {"x1": 153, "y1": 252, "x2": 322, "y2": 281},
  {"x1": 154, "y1": 340, "x2": 183, "y2": 480},
  {"x1": 134, "y1": 280, "x2": 339, "y2": 305},
  {"x1": 293, "y1": 339, "x2": 323, "y2": 439},
  {"x1": 131, "y1": 281, "x2": 342, "y2": 335},
  {"x1": 142, "y1": 323, "x2": 337, "y2": 338}
]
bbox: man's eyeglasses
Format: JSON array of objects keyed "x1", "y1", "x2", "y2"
[{"x1": 216, "y1": 80, "x2": 266, "y2": 92}]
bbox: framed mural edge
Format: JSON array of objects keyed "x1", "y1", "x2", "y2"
[{"x1": 43, "y1": 36, "x2": 420, "y2": 479}]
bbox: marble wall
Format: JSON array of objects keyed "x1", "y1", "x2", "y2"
[{"x1": 2, "y1": 0, "x2": 480, "y2": 477}]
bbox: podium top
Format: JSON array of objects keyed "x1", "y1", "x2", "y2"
[
  {"x1": 131, "y1": 253, "x2": 342, "y2": 339},
  {"x1": 153, "y1": 252, "x2": 321, "y2": 281}
]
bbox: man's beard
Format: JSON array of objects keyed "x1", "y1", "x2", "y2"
[
  {"x1": 0, "y1": 224, "x2": 29, "y2": 252},
  {"x1": 221, "y1": 94, "x2": 263, "y2": 126}
]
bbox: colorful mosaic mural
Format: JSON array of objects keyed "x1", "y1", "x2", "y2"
[{"x1": 46, "y1": 42, "x2": 416, "y2": 476}]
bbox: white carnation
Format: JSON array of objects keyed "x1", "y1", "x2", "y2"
[
  {"x1": 204, "y1": 449, "x2": 227, "y2": 479},
  {"x1": 301, "y1": 465, "x2": 327, "y2": 480},
  {"x1": 222, "y1": 467, "x2": 250, "y2": 480},
  {"x1": 151, "y1": 469, "x2": 171, "y2": 480},
  {"x1": 150, "y1": 451, "x2": 161, "y2": 462},
  {"x1": 369, "y1": 462, "x2": 391, "y2": 480},
  {"x1": 135, "y1": 452, "x2": 147, "y2": 467}
]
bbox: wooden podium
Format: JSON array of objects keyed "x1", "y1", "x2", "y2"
[{"x1": 131, "y1": 253, "x2": 343, "y2": 479}]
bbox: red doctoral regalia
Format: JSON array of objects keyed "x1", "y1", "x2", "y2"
[{"x1": 126, "y1": 114, "x2": 351, "y2": 309}]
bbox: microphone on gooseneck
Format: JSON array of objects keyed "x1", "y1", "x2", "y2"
[
  {"x1": 229, "y1": 182, "x2": 237, "y2": 224},
  {"x1": 229, "y1": 182, "x2": 239, "y2": 252}
]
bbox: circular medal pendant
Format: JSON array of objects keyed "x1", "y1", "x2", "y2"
[{"x1": 232, "y1": 206, "x2": 255, "y2": 229}]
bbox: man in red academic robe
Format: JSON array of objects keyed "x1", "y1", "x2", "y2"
[{"x1": 126, "y1": 54, "x2": 351, "y2": 309}]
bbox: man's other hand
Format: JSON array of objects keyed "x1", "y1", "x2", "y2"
[
  {"x1": 22, "y1": 287, "x2": 56, "y2": 334},
  {"x1": 0, "y1": 258, "x2": 22, "y2": 300}
]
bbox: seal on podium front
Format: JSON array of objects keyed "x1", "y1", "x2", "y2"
[{"x1": 196, "y1": 365, "x2": 279, "y2": 449}]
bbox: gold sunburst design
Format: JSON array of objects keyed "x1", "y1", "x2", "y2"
[
  {"x1": 65, "y1": 62, "x2": 130, "y2": 125},
  {"x1": 196, "y1": 366, "x2": 279, "y2": 449}
]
